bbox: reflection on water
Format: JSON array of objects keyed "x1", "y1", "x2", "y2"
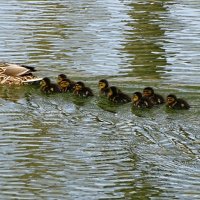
[
  {"x1": 123, "y1": 1, "x2": 168, "y2": 80},
  {"x1": 0, "y1": 0, "x2": 200, "y2": 199}
]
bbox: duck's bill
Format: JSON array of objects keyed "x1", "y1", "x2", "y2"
[{"x1": 22, "y1": 78, "x2": 43, "y2": 83}]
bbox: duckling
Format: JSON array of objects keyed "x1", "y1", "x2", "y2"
[
  {"x1": 0, "y1": 62, "x2": 42, "y2": 85},
  {"x1": 59, "y1": 78, "x2": 75, "y2": 93},
  {"x1": 108, "y1": 86, "x2": 131, "y2": 104},
  {"x1": 166, "y1": 94, "x2": 190, "y2": 110},
  {"x1": 132, "y1": 92, "x2": 153, "y2": 108},
  {"x1": 98, "y1": 79, "x2": 110, "y2": 96},
  {"x1": 40, "y1": 77, "x2": 61, "y2": 94},
  {"x1": 143, "y1": 87, "x2": 165, "y2": 105},
  {"x1": 73, "y1": 81, "x2": 94, "y2": 97},
  {"x1": 57, "y1": 74, "x2": 67, "y2": 85}
]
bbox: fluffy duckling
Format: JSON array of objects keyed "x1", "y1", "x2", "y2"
[
  {"x1": 40, "y1": 77, "x2": 61, "y2": 94},
  {"x1": 59, "y1": 78, "x2": 75, "y2": 93},
  {"x1": 57, "y1": 74, "x2": 67, "y2": 85},
  {"x1": 108, "y1": 86, "x2": 131, "y2": 104},
  {"x1": 132, "y1": 92, "x2": 153, "y2": 108},
  {"x1": 73, "y1": 81, "x2": 94, "y2": 97},
  {"x1": 166, "y1": 94, "x2": 190, "y2": 110},
  {"x1": 143, "y1": 87, "x2": 165, "y2": 105},
  {"x1": 98, "y1": 79, "x2": 110, "y2": 96},
  {"x1": 0, "y1": 62, "x2": 42, "y2": 85}
]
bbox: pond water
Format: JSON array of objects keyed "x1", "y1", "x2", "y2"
[{"x1": 0, "y1": 0, "x2": 200, "y2": 199}]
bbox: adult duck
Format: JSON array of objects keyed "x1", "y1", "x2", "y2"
[{"x1": 0, "y1": 62, "x2": 42, "y2": 85}]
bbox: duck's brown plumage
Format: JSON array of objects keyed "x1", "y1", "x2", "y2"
[{"x1": 0, "y1": 62, "x2": 41, "y2": 85}]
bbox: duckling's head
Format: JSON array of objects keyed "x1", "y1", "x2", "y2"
[
  {"x1": 143, "y1": 87, "x2": 154, "y2": 97},
  {"x1": 60, "y1": 78, "x2": 71, "y2": 89},
  {"x1": 132, "y1": 92, "x2": 142, "y2": 103},
  {"x1": 40, "y1": 77, "x2": 51, "y2": 87},
  {"x1": 74, "y1": 81, "x2": 85, "y2": 91},
  {"x1": 57, "y1": 74, "x2": 67, "y2": 84},
  {"x1": 167, "y1": 94, "x2": 177, "y2": 105},
  {"x1": 98, "y1": 79, "x2": 109, "y2": 90},
  {"x1": 108, "y1": 86, "x2": 120, "y2": 97}
]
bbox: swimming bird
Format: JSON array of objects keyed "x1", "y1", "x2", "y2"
[
  {"x1": 40, "y1": 77, "x2": 61, "y2": 94},
  {"x1": 132, "y1": 92, "x2": 153, "y2": 108},
  {"x1": 0, "y1": 62, "x2": 42, "y2": 85},
  {"x1": 143, "y1": 87, "x2": 165, "y2": 105},
  {"x1": 108, "y1": 86, "x2": 131, "y2": 104},
  {"x1": 73, "y1": 81, "x2": 94, "y2": 97},
  {"x1": 57, "y1": 74, "x2": 75, "y2": 93},
  {"x1": 57, "y1": 74, "x2": 67, "y2": 85},
  {"x1": 166, "y1": 94, "x2": 190, "y2": 110},
  {"x1": 58, "y1": 78, "x2": 75, "y2": 93}
]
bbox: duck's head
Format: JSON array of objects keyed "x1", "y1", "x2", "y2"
[
  {"x1": 40, "y1": 77, "x2": 51, "y2": 87},
  {"x1": 167, "y1": 94, "x2": 177, "y2": 105},
  {"x1": 60, "y1": 78, "x2": 71, "y2": 89},
  {"x1": 57, "y1": 74, "x2": 67, "y2": 84},
  {"x1": 98, "y1": 79, "x2": 109, "y2": 90},
  {"x1": 74, "y1": 81, "x2": 85, "y2": 91},
  {"x1": 132, "y1": 92, "x2": 142, "y2": 103},
  {"x1": 143, "y1": 87, "x2": 154, "y2": 97},
  {"x1": 108, "y1": 86, "x2": 120, "y2": 97}
]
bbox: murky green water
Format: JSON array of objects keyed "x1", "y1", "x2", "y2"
[{"x1": 0, "y1": 0, "x2": 200, "y2": 199}]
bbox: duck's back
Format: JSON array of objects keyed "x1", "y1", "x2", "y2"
[
  {"x1": 113, "y1": 93, "x2": 131, "y2": 104},
  {"x1": 174, "y1": 99, "x2": 190, "y2": 109}
]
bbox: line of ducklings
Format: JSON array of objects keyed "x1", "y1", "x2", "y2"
[
  {"x1": 40, "y1": 76, "x2": 190, "y2": 110},
  {"x1": 0, "y1": 62, "x2": 190, "y2": 110}
]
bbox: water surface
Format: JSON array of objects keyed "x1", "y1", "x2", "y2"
[{"x1": 0, "y1": 0, "x2": 200, "y2": 199}]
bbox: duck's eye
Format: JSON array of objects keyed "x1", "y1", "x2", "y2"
[{"x1": 99, "y1": 82, "x2": 105, "y2": 89}]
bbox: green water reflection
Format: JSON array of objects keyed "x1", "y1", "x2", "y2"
[
  {"x1": 123, "y1": 1, "x2": 170, "y2": 80},
  {"x1": 0, "y1": 0, "x2": 200, "y2": 199}
]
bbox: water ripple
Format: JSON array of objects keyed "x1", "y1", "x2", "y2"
[{"x1": 0, "y1": 0, "x2": 200, "y2": 199}]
